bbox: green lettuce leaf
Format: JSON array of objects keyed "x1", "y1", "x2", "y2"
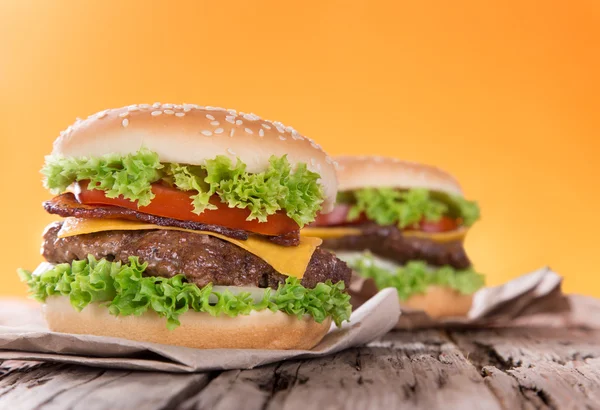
[
  {"x1": 19, "y1": 256, "x2": 351, "y2": 329},
  {"x1": 344, "y1": 188, "x2": 480, "y2": 228},
  {"x1": 345, "y1": 252, "x2": 484, "y2": 300},
  {"x1": 41, "y1": 149, "x2": 324, "y2": 227},
  {"x1": 203, "y1": 156, "x2": 324, "y2": 226},
  {"x1": 42, "y1": 149, "x2": 163, "y2": 206}
]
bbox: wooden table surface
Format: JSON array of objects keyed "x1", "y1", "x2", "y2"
[{"x1": 1, "y1": 299, "x2": 600, "y2": 409}]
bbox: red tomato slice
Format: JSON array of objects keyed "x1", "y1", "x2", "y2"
[
  {"x1": 75, "y1": 182, "x2": 299, "y2": 236},
  {"x1": 407, "y1": 216, "x2": 459, "y2": 233}
]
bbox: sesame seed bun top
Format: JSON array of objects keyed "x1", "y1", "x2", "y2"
[
  {"x1": 49, "y1": 103, "x2": 338, "y2": 212},
  {"x1": 334, "y1": 155, "x2": 463, "y2": 197}
]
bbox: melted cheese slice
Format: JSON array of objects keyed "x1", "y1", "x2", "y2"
[
  {"x1": 57, "y1": 218, "x2": 322, "y2": 279},
  {"x1": 301, "y1": 226, "x2": 468, "y2": 243},
  {"x1": 301, "y1": 227, "x2": 363, "y2": 239}
]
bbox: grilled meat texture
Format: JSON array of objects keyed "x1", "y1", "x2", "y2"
[
  {"x1": 321, "y1": 224, "x2": 471, "y2": 269},
  {"x1": 42, "y1": 222, "x2": 351, "y2": 289}
]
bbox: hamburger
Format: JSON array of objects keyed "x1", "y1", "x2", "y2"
[
  {"x1": 303, "y1": 156, "x2": 484, "y2": 318},
  {"x1": 19, "y1": 103, "x2": 352, "y2": 350}
]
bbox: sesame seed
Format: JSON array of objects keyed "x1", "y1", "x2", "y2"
[
  {"x1": 127, "y1": 106, "x2": 139, "y2": 112},
  {"x1": 206, "y1": 114, "x2": 215, "y2": 121},
  {"x1": 162, "y1": 103, "x2": 174, "y2": 109},
  {"x1": 275, "y1": 124, "x2": 285, "y2": 133},
  {"x1": 225, "y1": 116, "x2": 236, "y2": 124},
  {"x1": 236, "y1": 120, "x2": 243, "y2": 125},
  {"x1": 119, "y1": 112, "x2": 129, "y2": 118},
  {"x1": 310, "y1": 141, "x2": 320, "y2": 149},
  {"x1": 243, "y1": 113, "x2": 260, "y2": 121},
  {"x1": 261, "y1": 123, "x2": 271, "y2": 130},
  {"x1": 210, "y1": 121, "x2": 220, "y2": 126},
  {"x1": 139, "y1": 104, "x2": 150, "y2": 109},
  {"x1": 325, "y1": 156, "x2": 333, "y2": 164},
  {"x1": 244, "y1": 128, "x2": 253, "y2": 134},
  {"x1": 205, "y1": 106, "x2": 215, "y2": 110},
  {"x1": 258, "y1": 129, "x2": 264, "y2": 137},
  {"x1": 151, "y1": 111, "x2": 162, "y2": 116},
  {"x1": 164, "y1": 109, "x2": 175, "y2": 115},
  {"x1": 201, "y1": 130, "x2": 212, "y2": 136},
  {"x1": 97, "y1": 111, "x2": 107, "y2": 119},
  {"x1": 214, "y1": 128, "x2": 224, "y2": 134},
  {"x1": 152, "y1": 102, "x2": 161, "y2": 108},
  {"x1": 230, "y1": 129, "x2": 235, "y2": 137},
  {"x1": 310, "y1": 158, "x2": 316, "y2": 166},
  {"x1": 285, "y1": 126, "x2": 294, "y2": 133},
  {"x1": 183, "y1": 107, "x2": 191, "y2": 112},
  {"x1": 227, "y1": 148, "x2": 236, "y2": 155},
  {"x1": 279, "y1": 135, "x2": 286, "y2": 141},
  {"x1": 175, "y1": 112, "x2": 185, "y2": 117},
  {"x1": 292, "y1": 134, "x2": 304, "y2": 141},
  {"x1": 122, "y1": 118, "x2": 129, "y2": 127},
  {"x1": 227, "y1": 109, "x2": 237, "y2": 115}
]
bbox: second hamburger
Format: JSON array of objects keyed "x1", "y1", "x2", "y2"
[{"x1": 304, "y1": 156, "x2": 484, "y2": 318}]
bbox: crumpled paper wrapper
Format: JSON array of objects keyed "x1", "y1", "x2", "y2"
[
  {"x1": 349, "y1": 267, "x2": 569, "y2": 329},
  {"x1": 0, "y1": 288, "x2": 399, "y2": 373}
]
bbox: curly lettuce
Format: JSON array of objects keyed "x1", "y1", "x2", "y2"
[
  {"x1": 41, "y1": 149, "x2": 324, "y2": 227},
  {"x1": 345, "y1": 252, "x2": 484, "y2": 300},
  {"x1": 19, "y1": 256, "x2": 351, "y2": 329},
  {"x1": 342, "y1": 188, "x2": 480, "y2": 228}
]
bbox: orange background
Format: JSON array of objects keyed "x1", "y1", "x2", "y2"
[{"x1": 1, "y1": 1, "x2": 598, "y2": 297}]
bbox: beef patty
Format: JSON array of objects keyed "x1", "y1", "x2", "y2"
[
  {"x1": 321, "y1": 224, "x2": 471, "y2": 269},
  {"x1": 42, "y1": 222, "x2": 351, "y2": 289}
]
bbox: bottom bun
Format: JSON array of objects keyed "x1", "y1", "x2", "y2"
[
  {"x1": 402, "y1": 286, "x2": 473, "y2": 318},
  {"x1": 44, "y1": 297, "x2": 331, "y2": 350}
]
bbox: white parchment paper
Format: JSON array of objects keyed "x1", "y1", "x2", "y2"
[{"x1": 0, "y1": 288, "x2": 400, "y2": 373}]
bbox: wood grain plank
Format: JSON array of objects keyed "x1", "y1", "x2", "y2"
[
  {"x1": 180, "y1": 366, "x2": 277, "y2": 410},
  {"x1": 181, "y1": 330, "x2": 501, "y2": 410},
  {"x1": 0, "y1": 362, "x2": 106, "y2": 409},
  {"x1": 480, "y1": 366, "x2": 538, "y2": 410},
  {"x1": 0, "y1": 360, "x2": 211, "y2": 410},
  {"x1": 450, "y1": 328, "x2": 600, "y2": 410}
]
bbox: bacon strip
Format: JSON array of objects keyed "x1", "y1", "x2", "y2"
[{"x1": 44, "y1": 194, "x2": 300, "y2": 246}]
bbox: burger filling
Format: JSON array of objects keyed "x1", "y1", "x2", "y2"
[
  {"x1": 306, "y1": 188, "x2": 483, "y2": 296},
  {"x1": 42, "y1": 148, "x2": 324, "y2": 236},
  {"x1": 338, "y1": 251, "x2": 484, "y2": 300}
]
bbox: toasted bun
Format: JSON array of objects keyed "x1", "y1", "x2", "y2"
[
  {"x1": 44, "y1": 297, "x2": 331, "y2": 350},
  {"x1": 50, "y1": 104, "x2": 337, "y2": 212},
  {"x1": 402, "y1": 286, "x2": 473, "y2": 318},
  {"x1": 335, "y1": 155, "x2": 463, "y2": 197}
]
